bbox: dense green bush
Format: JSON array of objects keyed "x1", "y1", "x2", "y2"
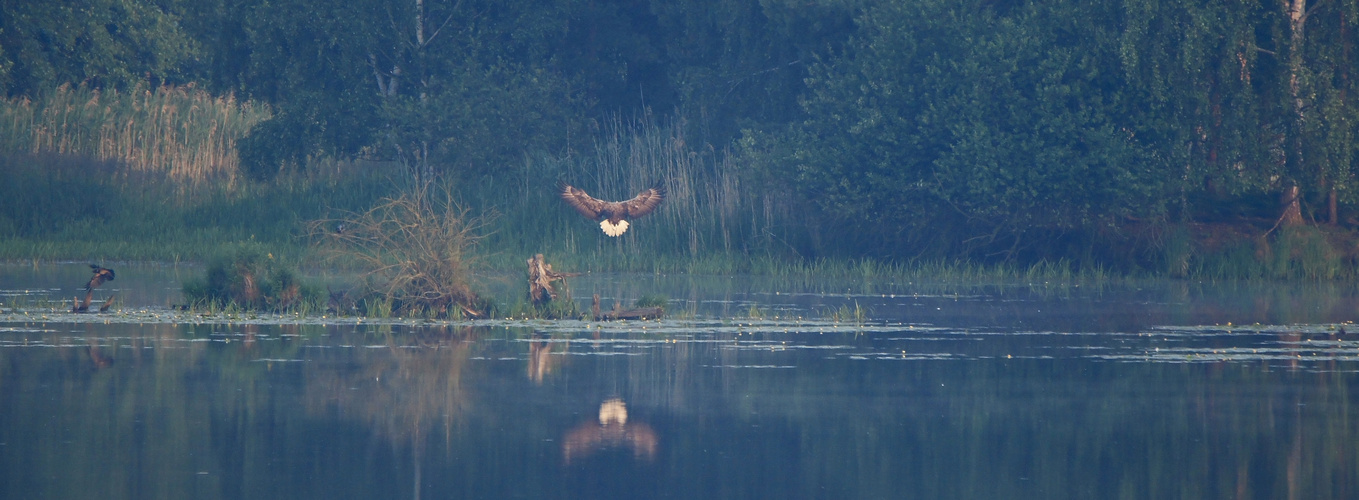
[
  {"x1": 183, "y1": 243, "x2": 323, "y2": 311},
  {"x1": 748, "y1": 0, "x2": 1168, "y2": 260}
]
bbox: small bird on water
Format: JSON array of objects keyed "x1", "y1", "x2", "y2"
[{"x1": 559, "y1": 181, "x2": 666, "y2": 236}]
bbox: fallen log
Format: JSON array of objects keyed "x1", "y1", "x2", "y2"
[
  {"x1": 459, "y1": 303, "x2": 485, "y2": 319},
  {"x1": 599, "y1": 307, "x2": 664, "y2": 320},
  {"x1": 591, "y1": 294, "x2": 664, "y2": 321}
]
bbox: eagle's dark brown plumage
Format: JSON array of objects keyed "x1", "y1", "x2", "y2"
[
  {"x1": 86, "y1": 264, "x2": 115, "y2": 292},
  {"x1": 559, "y1": 182, "x2": 666, "y2": 236}
]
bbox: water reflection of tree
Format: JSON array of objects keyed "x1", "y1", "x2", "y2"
[
  {"x1": 0, "y1": 321, "x2": 302, "y2": 498},
  {"x1": 305, "y1": 325, "x2": 476, "y2": 435},
  {"x1": 527, "y1": 334, "x2": 566, "y2": 384},
  {"x1": 9, "y1": 318, "x2": 1359, "y2": 498},
  {"x1": 301, "y1": 325, "x2": 479, "y2": 500},
  {"x1": 568, "y1": 325, "x2": 1359, "y2": 498}
]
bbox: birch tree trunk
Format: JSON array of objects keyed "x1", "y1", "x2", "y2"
[
  {"x1": 368, "y1": 0, "x2": 451, "y2": 185},
  {"x1": 1281, "y1": 0, "x2": 1308, "y2": 226}
]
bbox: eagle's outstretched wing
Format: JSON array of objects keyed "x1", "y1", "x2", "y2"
[
  {"x1": 86, "y1": 264, "x2": 115, "y2": 292},
  {"x1": 560, "y1": 182, "x2": 666, "y2": 236},
  {"x1": 621, "y1": 185, "x2": 665, "y2": 218},
  {"x1": 559, "y1": 182, "x2": 607, "y2": 219}
]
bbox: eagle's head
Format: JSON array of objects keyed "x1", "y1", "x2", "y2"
[{"x1": 600, "y1": 219, "x2": 630, "y2": 237}]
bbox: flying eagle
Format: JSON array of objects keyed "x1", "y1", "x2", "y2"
[
  {"x1": 86, "y1": 264, "x2": 115, "y2": 292},
  {"x1": 559, "y1": 182, "x2": 666, "y2": 236}
]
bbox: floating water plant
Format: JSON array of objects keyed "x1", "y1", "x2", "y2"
[{"x1": 822, "y1": 301, "x2": 867, "y2": 326}]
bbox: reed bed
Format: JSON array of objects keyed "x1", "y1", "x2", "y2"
[
  {"x1": 452, "y1": 115, "x2": 1143, "y2": 285},
  {"x1": 1178, "y1": 226, "x2": 1356, "y2": 281},
  {"x1": 2, "y1": 85, "x2": 1352, "y2": 284},
  {"x1": 0, "y1": 151, "x2": 398, "y2": 262},
  {"x1": 0, "y1": 83, "x2": 269, "y2": 186},
  {"x1": 473, "y1": 114, "x2": 804, "y2": 271}
]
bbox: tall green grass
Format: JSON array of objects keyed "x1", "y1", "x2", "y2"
[
  {"x1": 182, "y1": 242, "x2": 325, "y2": 312},
  {"x1": 2, "y1": 85, "x2": 1356, "y2": 284},
  {"x1": 0, "y1": 83, "x2": 313, "y2": 261},
  {"x1": 456, "y1": 116, "x2": 1129, "y2": 284},
  {"x1": 463, "y1": 114, "x2": 804, "y2": 272},
  {"x1": 1188, "y1": 226, "x2": 1352, "y2": 281},
  {"x1": 0, "y1": 151, "x2": 397, "y2": 261}
]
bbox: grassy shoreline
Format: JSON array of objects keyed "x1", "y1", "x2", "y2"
[
  {"x1": 6, "y1": 147, "x2": 1359, "y2": 283},
  {"x1": 5, "y1": 86, "x2": 1359, "y2": 284}
]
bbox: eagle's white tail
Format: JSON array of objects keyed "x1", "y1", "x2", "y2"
[{"x1": 600, "y1": 220, "x2": 629, "y2": 236}]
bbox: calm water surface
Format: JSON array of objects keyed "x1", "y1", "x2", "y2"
[{"x1": 2, "y1": 263, "x2": 1358, "y2": 499}]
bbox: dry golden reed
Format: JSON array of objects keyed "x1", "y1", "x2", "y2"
[{"x1": 0, "y1": 83, "x2": 269, "y2": 184}]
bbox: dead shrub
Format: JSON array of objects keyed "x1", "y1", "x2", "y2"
[{"x1": 310, "y1": 184, "x2": 492, "y2": 318}]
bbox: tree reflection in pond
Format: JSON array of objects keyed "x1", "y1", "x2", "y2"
[
  {"x1": 301, "y1": 325, "x2": 477, "y2": 500},
  {"x1": 4, "y1": 278, "x2": 1359, "y2": 498},
  {"x1": 528, "y1": 333, "x2": 564, "y2": 384}
]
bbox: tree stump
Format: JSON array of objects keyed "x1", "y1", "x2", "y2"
[
  {"x1": 1280, "y1": 185, "x2": 1303, "y2": 227},
  {"x1": 527, "y1": 254, "x2": 580, "y2": 305}
]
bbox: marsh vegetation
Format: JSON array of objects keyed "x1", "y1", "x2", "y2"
[
  {"x1": 5, "y1": 0, "x2": 1359, "y2": 290},
  {"x1": 5, "y1": 3, "x2": 1359, "y2": 496}
]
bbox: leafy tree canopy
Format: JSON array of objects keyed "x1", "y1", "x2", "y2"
[{"x1": 0, "y1": 0, "x2": 198, "y2": 96}]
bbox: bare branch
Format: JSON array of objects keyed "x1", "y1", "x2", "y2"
[
  {"x1": 424, "y1": 0, "x2": 466, "y2": 47},
  {"x1": 308, "y1": 185, "x2": 491, "y2": 317}
]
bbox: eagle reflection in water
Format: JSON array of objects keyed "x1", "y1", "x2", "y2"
[{"x1": 562, "y1": 398, "x2": 658, "y2": 464}]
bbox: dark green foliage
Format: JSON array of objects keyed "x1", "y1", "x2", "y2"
[
  {"x1": 5, "y1": 0, "x2": 1359, "y2": 275},
  {"x1": 236, "y1": 112, "x2": 320, "y2": 182},
  {"x1": 643, "y1": 0, "x2": 858, "y2": 143},
  {"x1": 0, "y1": 0, "x2": 198, "y2": 97},
  {"x1": 113, "y1": 0, "x2": 858, "y2": 182},
  {"x1": 1117, "y1": 0, "x2": 1275, "y2": 201},
  {"x1": 634, "y1": 294, "x2": 668, "y2": 310},
  {"x1": 750, "y1": 0, "x2": 1168, "y2": 259},
  {"x1": 202, "y1": 0, "x2": 584, "y2": 182},
  {"x1": 183, "y1": 243, "x2": 323, "y2": 311}
]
